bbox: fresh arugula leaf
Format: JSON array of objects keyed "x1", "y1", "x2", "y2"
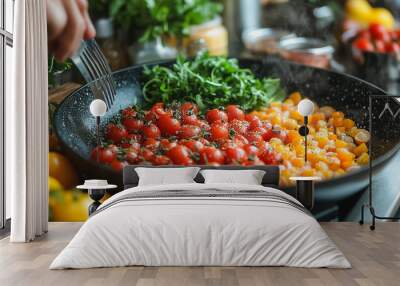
[{"x1": 141, "y1": 53, "x2": 286, "y2": 113}]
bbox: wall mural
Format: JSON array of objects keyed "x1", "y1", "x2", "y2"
[{"x1": 47, "y1": 0, "x2": 400, "y2": 223}]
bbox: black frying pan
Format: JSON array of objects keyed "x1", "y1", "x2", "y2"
[{"x1": 54, "y1": 58, "x2": 400, "y2": 202}]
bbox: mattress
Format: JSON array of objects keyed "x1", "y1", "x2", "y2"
[{"x1": 50, "y1": 183, "x2": 351, "y2": 269}]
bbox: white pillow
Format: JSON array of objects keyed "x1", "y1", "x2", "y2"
[
  {"x1": 135, "y1": 167, "x2": 201, "y2": 186},
  {"x1": 200, "y1": 169, "x2": 266, "y2": 185}
]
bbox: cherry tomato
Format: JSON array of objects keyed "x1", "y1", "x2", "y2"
[
  {"x1": 122, "y1": 118, "x2": 144, "y2": 133},
  {"x1": 358, "y1": 30, "x2": 371, "y2": 40},
  {"x1": 199, "y1": 138, "x2": 210, "y2": 146},
  {"x1": 225, "y1": 147, "x2": 248, "y2": 164},
  {"x1": 210, "y1": 123, "x2": 229, "y2": 142},
  {"x1": 128, "y1": 142, "x2": 141, "y2": 153},
  {"x1": 197, "y1": 121, "x2": 211, "y2": 131},
  {"x1": 259, "y1": 149, "x2": 278, "y2": 165},
  {"x1": 110, "y1": 160, "x2": 128, "y2": 172},
  {"x1": 140, "y1": 148, "x2": 154, "y2": 162},
  {"x1": 369, "y1": 23, "x2": 389, "y2": 42},
  {"x1": 390, "y1": 30, "x2": 399, "y2": 40},
  {"x1": 179, "y1": 125, "x2": 201, "y2": 139},
  {"x1": 243, "y1": 144, "x2": 260, "y2": 157},
  {"x1": 121, "y1": 107, "x2": 136, "y2": 119},
  {"x1": 182, "y1": 114, "x2": 199, "y2": 126},
  {"x1": 354, "y1": 37, "x2": 374, "y2": 52},
  {"x1": 143, "y1": 138, "x2": 160, "y2": 151},
  {"x1": 199, "y1": 147, "x2": 225, "y2": 164},
  {"x1": 251, "y1": 126, "x2": 268, "y2": 137},
  {"x1": 220, "y1": 140, "x2": 237, "y2": 151},
  {"x1": 261, "y1": 121, "x2": 273, "y2": 131},
  {"x1": 229, "y1": 119, "x2": 249, "y2": 135},
  {"x1": 152, "y1": 155, "x2": 171, "y2": 166},
  {"x1": 160, "y1": 139, "x2": 177, "y2": 151},
  {"x1": 145, "y1": 103, "x2": 170, "y2": 122},
  {"x1": 125, "y1": 150, "x2": 140, "y2": 164},
  {"x1": 226, "y1": 105, "x2": 245, "y2": 122},
  {"x1": 385, "y1": 42, "x2": 400, "y2": 54},
  {"x1": 90, "y1": 146, "x2": 116, "y2": 164},
  {"x1": 263, "y1": 128, "x2": 281, "y2": 141},
  {"x1": 374, "y1": 40, "x2": 386, "y2": 53},
  {"x1": 248, "y1": 117, "x2": 262, "y2": 130},
  {"x1": 141, "y1": 123, "x2": 161, "y2": 139},
  {"x1": 119, "y1": 140, "x2": 132, "y2": 149},
  {"x1": 157, "y1": 114, "x2": 181, "y2": 136},
  {"x1": 106, "y1": 124, "x2": 128, "y2": 143},
  {"x1": 245, "y1": 131, "x2": 264, "y2": 144},
  {"x1": 127, "y1": 133, "x2": 143, "y2": 143},
  {"x1": 232, "y1": 134, "x2": 249, "y2": 147},
  {"x1": 167, "y1": 145, "x2": 193, "y2": 165},
  {"x1": 181, "y1": 139, "x2": 205, "y2": 153},
  {"x1": 279, "y1": 130, "x2": 289, "y2": 144},
  {"x1": 245, "y1": 113, "x2": 259, "y2": 123},
  {"x1": 181, "y1": 102, "x2": 199, "y2": 116},
  {"x1": 206, "y1": 109, "x2": 228, "y2": 124}
]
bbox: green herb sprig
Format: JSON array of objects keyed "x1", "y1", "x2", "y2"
[
  {"x1": 110, "y1": 0, "x2": 223, "y2": 43},
  {"x1": 141, "y1": 53, "x2": 286, "y2": 113}
]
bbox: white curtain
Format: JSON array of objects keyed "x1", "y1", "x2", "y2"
[{"x1": 8, "y1": 0, "x2": 48, "y2": 242}]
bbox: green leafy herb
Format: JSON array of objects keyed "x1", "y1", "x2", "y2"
[
  {"x1": 110, "y1": 0, "x2": 223, "y2": 42},
  {"x1": 48, "y1": 56, "x2": 73, "y2": 87},
  {"x1": 141, "y1": 53, "x2": 286, "y2": 113}
]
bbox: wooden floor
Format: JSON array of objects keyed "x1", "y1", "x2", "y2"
[{"x1": 0, "y1": 222, "x2": 399, "y2": 286}]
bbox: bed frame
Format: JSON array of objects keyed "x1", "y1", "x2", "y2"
[{"x1": 122, "y1": 165, "x2": 280, "y2": 189}]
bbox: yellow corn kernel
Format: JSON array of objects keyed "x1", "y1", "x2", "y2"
[
  {"x1": 290, "y1": 110, "x2": 304, "y2": 122},
  {"x1": 333, "y1": 117, "x2": 344, "y2": 127},
  {"x1": 332, "y1": 111, "x2": 344, "y2": 118},
  {"x1": 316, "y1": 136, "x2": 329, "y2": 148},
  {"x1": 328, "y1": 133, "x2": 337, "y2": 140},
  {"x1": 335, "y1": 169, "x2": 346, "y2": 176},
  {"x1": 335, "y1": 139, "x2": 348, "y2": 148},
  {"x1": 307, "y1": 152, "x2": 321, "y2": 167},
  {"x1": 283, "y1": 118, "x2": 298, "y2": 130},
  {"x1": 321, "y1": 169, "x2": 333, "y2": 179},
  {"x1": 343, "y1": 119, "x2": 355, "y2": 129},
  {"x1": 354, "y1": 129, "x2": 371, "y2": 145},
  {"x1": 310, "y1": 113, "x2": 326, "y2": 125},
  {"x1": 315, "y1": 161, "x2": 329, "y2": 171},
  {"x1": 281, "y1": 104, "x2": 291, "y2": 111},
  {"x1": 294, "y1": 144, "x2": 305, "y2": 157},
  {"x1": 291, "y1": 157, "x2": 305, "y2": 168},
  {"x1": 337, "y1": 148, "x2": 355, "y2": 162},
  {"x1": 336, "y1": 127, "x2": 346, "y2": 135},
  {"x1": 271, "y1": 116, "x2": 281, "y2": 126},
  {"x1": 354, "y1": 143, "x2": 368, "y2": 157},
  {"x1": 349, "y1": 127, "x2": 359, "y2": 137},
  {"x1": 289, "y1": 92, "x2": 302, "y2": 104},
  {"x1": 357, "y1": 153, "x2": 370, "y2": 165},
  {"x1": 302, "y1": 168, "x2": 316, "y2": 177},
  {"x1": 328, "y1": 156, "x2": 341, "y2": 171},
  {"x1": 341, "y1": 160, "x2": 354, "y2": 170}
]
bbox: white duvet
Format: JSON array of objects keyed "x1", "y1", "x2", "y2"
[{"x1": 50, "y1": 183, "x2": 351, "y2": 269}]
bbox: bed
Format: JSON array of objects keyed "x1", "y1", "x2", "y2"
[{"x1": 50, "y1": 165, "x2": 351, "y2": 269}]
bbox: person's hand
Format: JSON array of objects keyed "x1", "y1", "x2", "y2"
[{"x1": 47, "y1": 0, "x2": 96, "y2": 61}]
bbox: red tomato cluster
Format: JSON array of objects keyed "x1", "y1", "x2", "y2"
[
  {"x1": 353, "y1": 23, "x2": 400, "y2": 54},
  {"x1": 91, "y1": 102, "x2": 286, "y2": 171}
]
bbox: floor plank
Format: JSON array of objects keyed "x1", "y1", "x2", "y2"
[{"x1": 0, "y1": 222, "x2": 399, "y2": 286}]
